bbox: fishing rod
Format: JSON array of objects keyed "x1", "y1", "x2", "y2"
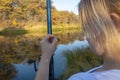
[{"x1": 46, "y1": 0, "x2": 55, "y2": 80}]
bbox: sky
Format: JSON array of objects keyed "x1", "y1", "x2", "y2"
[{"x1": 52, "y1": 0, "x2": 80, "y2": 14}]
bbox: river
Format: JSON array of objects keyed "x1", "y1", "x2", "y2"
[
  {"x1": 0, "y1": 31, "x2": 89, "y2": 80},
  {"x1": 12, "y1": 40, "x2": 88, "y2": 80}
]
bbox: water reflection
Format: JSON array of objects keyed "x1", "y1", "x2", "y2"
[
  {"x1": 14, "y1": 63, "x2": 36, "y2": 80},
  {"x1": 11, "y1": 40, "x2": 88, "y2": 80},
  {"x1": 0, "y1": 58, "x2": 17, "y2": 80},
  {"x1": 0, "y1": 31, "x2": 84, "y2": 80},
  {"x1": 54, "y1": 39, "x2": 88, "y2": 78}
]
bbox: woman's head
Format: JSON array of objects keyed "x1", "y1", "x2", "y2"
[{"x1": 78, "y1": 0, "x2": 120, "y2": 56}]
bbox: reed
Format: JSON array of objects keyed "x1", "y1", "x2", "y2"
[{"x1": 57, "y1": 48, "x2": 102, "y2": 80}]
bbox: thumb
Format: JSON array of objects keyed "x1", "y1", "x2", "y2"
[{"x1": 52, "y1": 37, "x2": 58, "y2": 45}]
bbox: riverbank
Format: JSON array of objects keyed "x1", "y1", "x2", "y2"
[
  {"x1": 0, "y1": 25, "x2": 88, "y2": 80},
  {"x1": 0, "y1": 25, "x2": 82, "y2": 63},
  {"x1": 57, "y1": 48, "x2": 102, "y2": 80},
  {"x1": 0, "y1": 25, "x2": 81, "y2": 37}
]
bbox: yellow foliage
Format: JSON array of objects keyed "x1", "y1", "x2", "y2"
[
  {"x1": 12, "y1": 19, "x2": 17, "y2": 26},
  {"x1": 14, "y1": 39, "x2": 19, "y2": 45}
]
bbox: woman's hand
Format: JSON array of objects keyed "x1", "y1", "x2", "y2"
[
  {"x1": 36, "y1": 35, "x2": 58, "y2": 80},
  {"x1": 40, "y1": 35, "x2": 58, "y2": 58}
]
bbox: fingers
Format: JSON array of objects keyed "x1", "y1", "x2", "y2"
[
  {"x1": 40, "y1": 34, "x2": 53, "y2": 43},
  {"x1": 48, "y1": 36, "x2": 60, "y2": 43},
  {"x1": 40, "y1": 35, "x2": 59, "y2": 55},
  {"x1": 44, "y1": 34, "x2": 53, "y2": 41},
  {"x1": 52, "y1": 37, "x2": 58, "y2": 45},
  {"x1": 41, "y1": 34, "x2": 60, "y2": 44},
  {"x1": 48, "y1": 35, "x2": 54, "y2": 43},
  {"x1": 46, "y1": 34, "x2": 59, "y2": 43}
]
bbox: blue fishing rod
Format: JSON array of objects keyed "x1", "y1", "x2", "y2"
[{"x1": 46, "y1": 0, "x2": 55, "y2": 80}]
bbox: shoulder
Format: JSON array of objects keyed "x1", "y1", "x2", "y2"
[
  {"x1": 68, "y1": 72, "x2": 93, "y2": 80},
  {"x1": 68, "y1": 66, "x2": 103, "y2": 80},
  {"x1": 68, "y1": 69, "x2": 120, "y2": 80},
  {"x1": 68, "y1": 64, "x2": 120, "y2": 80}
]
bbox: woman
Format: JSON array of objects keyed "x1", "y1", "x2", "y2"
[{"x1": 36, "y1": 0, "x2": 120, "y2": 80}]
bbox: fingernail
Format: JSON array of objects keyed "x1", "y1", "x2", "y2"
[{"x1": 55, "y1": 37, "x2": 60, "y2": 42}]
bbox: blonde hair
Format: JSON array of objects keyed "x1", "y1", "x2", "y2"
[{"x1": 78, "y1": 0, "x2": 120, "y2": 55}]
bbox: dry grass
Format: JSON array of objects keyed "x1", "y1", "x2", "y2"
[{"x1": 57, "y1": 48, "x2": 102, "y2": 80}]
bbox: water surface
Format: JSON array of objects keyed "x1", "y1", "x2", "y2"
[{"x1": 0, "y1": 31, "x2": 88, "y2": 80}]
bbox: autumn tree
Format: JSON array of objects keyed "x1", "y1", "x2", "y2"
[{"x1": 0, "y1": 0, "x2": 79, "y2": 28}]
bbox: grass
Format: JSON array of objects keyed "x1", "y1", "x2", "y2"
[
  {"x1": 0, "y1": 24, "x2": 84, "y2": 80},
  {"x1": 0, "y1": 27, "x2": 28, "y2": 37},
  {"x1": 0, "y1": 24, "x2": 82, "y2": 64},
  {"x1": 57, "y1": 48, "x2": 102, "y2": 80},
  {"x1": 0, "y1": 24, "x2": 81, "y2": 37},
  {"x1": 0, "y1": 36, "x2": 41, "y2": 63},
  {"x1": 24, "y1": 25, "x2": 81, "y2": 36}
]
